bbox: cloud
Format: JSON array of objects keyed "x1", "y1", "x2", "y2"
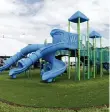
[{"x1": 0, "y1": 0, "x2": 109, "y2": 47}]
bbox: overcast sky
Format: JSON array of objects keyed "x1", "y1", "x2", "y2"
[{"x1": 0, "y1": 0, "x2": 109, "y2": 46}]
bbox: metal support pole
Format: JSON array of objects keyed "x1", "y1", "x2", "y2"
[
  {"x1": 68, "y1": 51, "x2": 71, "y2": 79},
  {"x1": 68, "y1": 21, "x2": 71, "y2": 79},
  {"x1": 44, "y1": 39, "x2": 47, "y2": 45},
  {"x1": 93, "y1": 37, "x2": 96, "y2": 78},
  {"x1": 90, "y1": 45, "x2": 92, "y2": 76},
  {"x1": 75, "y1": 49, "x2": 77, "y2": 80},
  {"x1": 100, "y1": 38, "x2": 103, "y2": 77},
  {"x1": 28, "y1": 68, "x2": 31, "y2": 79},
  {"x1": 77, "y1": 18, "x2": 81, "y2": 81},
  {"x1": 95, "y1": 37, "x2": 96, "y2": 77},
  {"x1": 28, "y1": 54, "x2": 31, "y2": 79},
  {"x1": 83, "y1": 35, "x2": 86, "y2": 79},
  {"x1": 40, "y1": 58, "x2": 42, "y2": 74},
  {"x1": 83, "y1": 50, "x2": 85, "y2": 80},
  {"x1": 83, "y1": 61, "x2": 85, "y2": 80},
  {"x1": 87, "y1": 21, "x2": 90, "y2": 79}
]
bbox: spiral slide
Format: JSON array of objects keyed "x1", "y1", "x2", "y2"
[{"x1": 42, "y1": 53, "x2": 67, "y2": 82}]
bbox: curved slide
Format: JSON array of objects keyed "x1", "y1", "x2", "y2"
[
  {"x1": 42, "y1": 53, "x2": 66, "y2": 82},
  {"x1": 1, "y1": 29, "x2": 78, "y2": 82},
  {"x1": 0, "y1": 44, "x2": 44, "y2": 72},
  {"x1": 9, "y1": 42, "x2": 67, "y2": 81}
]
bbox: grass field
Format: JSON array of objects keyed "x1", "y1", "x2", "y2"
[
  {"x1": 0, "y1": 102, "x2": 109, "y2": 112},
  {"x1": 0, "y1": 69, "x2": 109, "y2": 111}
]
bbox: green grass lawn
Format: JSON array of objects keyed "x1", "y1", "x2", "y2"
[
  {"x1": 0, "y1": 69, "x2": 109, "y2": 109},
  {"x1": 0, "y1": 102, "x2": 109, "y2": 112}
]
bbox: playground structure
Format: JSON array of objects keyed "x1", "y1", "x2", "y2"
[{"x1": 0, "y1": 11, "x2": 109, "y2": 82}]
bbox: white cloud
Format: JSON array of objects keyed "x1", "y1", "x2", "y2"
[
  {"x1": 0, "y1": 0, "x2": 109, "y2": 47},
  {"x1": 0, "y1": 37, "x2": 26, "y2": 56}
]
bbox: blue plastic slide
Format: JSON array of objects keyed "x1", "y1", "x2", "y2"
[
  {"x1": 0, "y1": 44, "x2": 44, "y2": 72},
  {"x1": 8, "y1": 29, "x2": 78, "y2": 82},
  {"x1": 42, "y1": 53, "x2": 66, "y2": 82}
]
